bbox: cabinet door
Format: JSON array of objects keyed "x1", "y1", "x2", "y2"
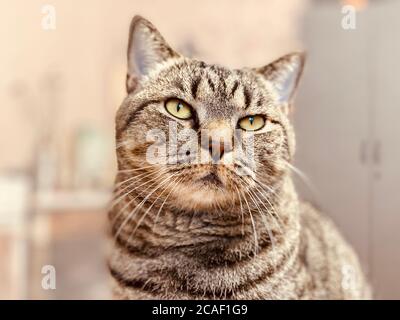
[
  {"x1": 294, "y1": 4, "x2": 371, "y2": 270},
  {"x1": 370, "y1": 2, "x2": 400, "y2": 299}
]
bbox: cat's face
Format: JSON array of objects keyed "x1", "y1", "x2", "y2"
[{"x1": 115, "y1": 16, "x2": 304, "y2": 212}]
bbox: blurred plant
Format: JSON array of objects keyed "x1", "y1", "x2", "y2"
[{"x1": 8, "y1": 71, "x2": 64, "y2": 190}]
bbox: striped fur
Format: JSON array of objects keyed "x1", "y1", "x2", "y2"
[{"x1": 108, "y1": 16, "x2": 371, "y2": 300}]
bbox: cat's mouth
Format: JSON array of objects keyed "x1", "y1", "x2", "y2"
[
  {"x1": 168, "y1": 165, "x2": 239, "y2": 210},
  {"x1": 197, "y1": 172, "x2": 223, "y2": 187}
]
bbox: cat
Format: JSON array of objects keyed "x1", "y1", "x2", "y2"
[{"x1": 107, "y1": 15, "x2": 371, "y2": 299}]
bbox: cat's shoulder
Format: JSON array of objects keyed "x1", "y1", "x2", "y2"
[{"x1": 298, "y1": 200, "x2": 337, "y2": 233}]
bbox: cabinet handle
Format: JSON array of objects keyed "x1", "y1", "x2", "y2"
[
  {"x1": 360, "y1": 140, "x2": 367, "y2": 164},
  {"x1": 373, "y1": 140, "x2": 381, "y2": 165}
]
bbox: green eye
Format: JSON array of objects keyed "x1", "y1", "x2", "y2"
[
  {"x1": 165, "y1": 99, "x2": 192, "y2": 120},
  {"x1": 238, "y1": 115, "x2": 265, "y2": 131}
]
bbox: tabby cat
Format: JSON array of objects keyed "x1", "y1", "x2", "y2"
[{"x1": 108, "y1": 15, "x2": 371, "y2": 299}]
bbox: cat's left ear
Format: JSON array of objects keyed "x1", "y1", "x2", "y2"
[
  {"x1": 255, "y1": 52, "x2": 305, "y2": 112},
  {"x1": 126, "y1": 15, "x2": 180, "y2": 93}
]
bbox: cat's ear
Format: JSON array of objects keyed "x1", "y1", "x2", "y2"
[
  {"x1": 255, "y1": 52, "x2": 305, "y2": 110},
  {"x1": 126, "y1": 15, "x2": 180, "y2": 93}
]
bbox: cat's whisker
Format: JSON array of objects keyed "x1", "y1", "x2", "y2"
[
  {"x1": 116, "y1": 165, "x2": 156, "y2": 174},
  {"x1": 114, "y1": 172, "x2": 180, "y2": 242},
  {"x1": 262, "y1": 158, "x2": 320, "y2": 204},
  {"x1": 243, "y1": 173, "x2": 285, "y2": 230},
  {"x1": 248, "y1": 209, "x2": 259, "y2": 257},
  {"x1": 233, "y1": 164, "x2": 282, "y2": 232},
  {"x1": 109, "y1": 167, "x2": 169, "y2": 212},
  {"x1": 237, "y1": 187, "x2": 259, "y2": 256},
  {"x1": 283, "y1": 160, "x2": 319, "y2": 198},
  {"x1": 153, "y1": 176, "x2": 183, "y2": 227},
  {"x1": 233, "y1": 185, "x2": 245, "y2": 236},
  {"x1": 110, "y1": 178, "x2": 160, "y2": 226},
  {"x1": 252, "y1": 184, "x2": 284, "y2": 232},
  {"x1": 248, "y1": 168, "x2": 285, "y2": 202},
  {"x1": 128, "y1": 172, "x2": 181, "y2": 238},
  {"x1": 239, "y1": 177, "x2": 277, "y2": 248},
  {"x1": 253, "y1": 182, "x2": 287, "y2": 232},
  {"x1": 233, "y1": 164, "x2": 283, "y2": 227},
  {"x1": 122, "y1": 174, "x2": 183, "y2": 246},
  {"x1": 113, "y1": 167, "x2": 162, "y2": 191},
  {"x1": 242, "y1": 176, "x2": 283, "y2": 235},
  {"x1": 109, "y1": 170, "x2": 170, "y2": 225},
  {"x1": 113, "y1": 167, "x2": 169, "y2": 197}
]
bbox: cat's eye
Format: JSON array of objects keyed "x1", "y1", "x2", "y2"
[
  {"x1": 238, "y1": 115, "x2": 266, "y2": 131},
  {"x1": 165, "y1": 99, "x2": 193, "y2": 120}
]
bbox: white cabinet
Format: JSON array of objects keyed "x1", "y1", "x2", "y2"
[
  {"x1": 294, "y1": 2, "x2": 400, "y2": 299},
  {"x1": 369, "y1": 3, "x2": 400, "y2": 299}
]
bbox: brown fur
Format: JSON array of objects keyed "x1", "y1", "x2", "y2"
[{"x1": 107, "y1": 16, "x2": 371, "y2": 300}]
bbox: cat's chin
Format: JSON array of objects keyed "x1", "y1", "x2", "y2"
[
  {"x1": 177, "y1": 189, "x2": 231, "y2": 211},
  {"x1": 166, "y1": 165, "x2": 239, "y2": 210},
  {"x1": 171, "y1": 181, "x2": 233, "y2": 211}
]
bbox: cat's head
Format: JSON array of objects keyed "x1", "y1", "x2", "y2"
[{"x1": 115, "y1": 16, "x2": 305, "y2": 212}]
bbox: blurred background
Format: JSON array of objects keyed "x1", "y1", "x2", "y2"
[{"x1": 0, "y1": 0, "x2": 399, "y2": 299}]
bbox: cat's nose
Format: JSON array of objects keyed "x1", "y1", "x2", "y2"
[
  {"x1": 201, "y1": 135, "x2": 232, "y2": 162},
  {"x1": 201, "y1": 120, "x2": 233, "y2": 162},
  {"x1": 208, "y1": 137, "x2": 225, "y2": 162}
]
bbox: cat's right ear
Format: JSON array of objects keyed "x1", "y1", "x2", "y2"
[{"x1": 126, "y1": 15, "x2": 180, "y2": 93}]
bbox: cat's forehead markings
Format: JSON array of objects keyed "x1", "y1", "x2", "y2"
[
  {"x1": 230, "y1": 80, "x2": 240, "y2": 97},
  {"x1": 242, "y1": 86, "x2": 252, "y2": 109},
  {"x1": 181, "y1": 63, "x2": 254, "y2": 110},
  {"x1": 190, "y1": 76, "x2": 201, "y2": 99},
  {"x1": 173, "y1": 78, "x2": 185, "y2": 93},
  {"x1": 229, "y1": 78, "x2": 254, "y2": 110},
  {"x1": 165, "y1": 61, "x2": 263, "y2": 112},
  {"x1": 206, "y1": 77, "x2": 216, "y2": 93}
]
